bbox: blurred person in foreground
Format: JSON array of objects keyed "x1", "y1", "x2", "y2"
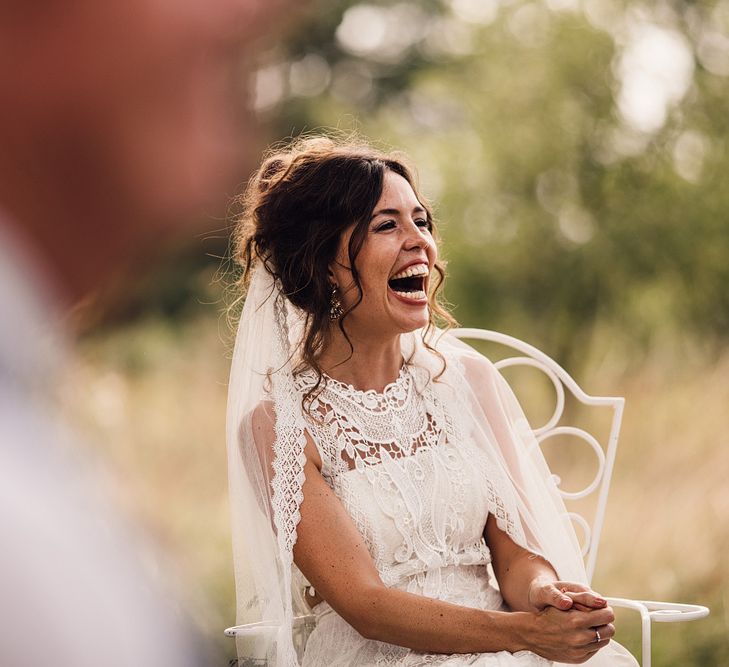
[{"x1": 0, "y1": 1, "x2": 300, "y2": 665}]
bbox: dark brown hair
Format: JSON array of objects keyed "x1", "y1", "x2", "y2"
[{"x1": 232, "y1": 133, "x2": 456, "y2": 401}]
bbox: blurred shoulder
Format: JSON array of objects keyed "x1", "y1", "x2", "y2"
[
  {"x1": 247, "y1": 398, "x2": 322, "y2": 471},
  {"x1": 428, "y1": 329, "x2": 498, "y2": 382},
  {"x1": 250, "y1": 398, "x2": 276, "y2": 433}
]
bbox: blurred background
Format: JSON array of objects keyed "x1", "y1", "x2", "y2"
[{"x1": 62, "y1": 0, "x2": 729, "y2": 663}]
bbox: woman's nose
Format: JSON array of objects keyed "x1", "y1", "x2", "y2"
[{"x1": 402, "y1": 220, "x2": 426, "y2": 249}]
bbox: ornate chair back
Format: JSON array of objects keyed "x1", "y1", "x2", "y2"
[{"x1": 450, "y1": 327, "x2": 624, "y2": 584}]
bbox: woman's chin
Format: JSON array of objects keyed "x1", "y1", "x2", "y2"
[{"x1": 386, "y1": 292, "x2": 429, "y2": 332}]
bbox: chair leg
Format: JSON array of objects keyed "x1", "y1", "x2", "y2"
[{"x1": 641, "y1": 611, "x2": 651, "y2": 667}]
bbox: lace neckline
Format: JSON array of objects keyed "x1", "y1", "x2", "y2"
[
  {"x1": 294, "y1": 362, "x2": 414, "y2": 413},
  {"x1": 321, "y1": 362, "x2": 410, "y2": 399}
]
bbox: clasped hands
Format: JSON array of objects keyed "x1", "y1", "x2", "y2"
[{"x1": 526, "y1": 578, "x2": 615, "y2": 664}]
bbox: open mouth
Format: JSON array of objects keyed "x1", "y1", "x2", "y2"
[{"x1": 387, "y1": 263, "x2": 428, "y2": 301}]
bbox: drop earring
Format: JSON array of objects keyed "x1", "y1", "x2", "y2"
[{"x1": 329, "y1": 284, "x2": 343, "y2": 321}]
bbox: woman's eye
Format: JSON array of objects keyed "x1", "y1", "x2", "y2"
[{"x1": 374, "y1": 218, "x2": 431, "y2": 232}]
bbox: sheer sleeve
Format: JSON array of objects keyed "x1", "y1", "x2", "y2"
[{"x1": 417, "y1": 331, "x2": 587, "y2": 584}]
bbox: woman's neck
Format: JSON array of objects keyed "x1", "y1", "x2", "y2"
[{"x1": 318, "y1": 327, "x2": 404, "y2": 393}]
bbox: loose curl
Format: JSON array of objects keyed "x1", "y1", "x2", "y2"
[{"x1": 232, "y1": 132, "x2": 457, "y2": 410}]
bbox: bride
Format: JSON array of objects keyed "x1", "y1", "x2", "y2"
[{"x1": 226, "y1": 135, "x2": 638, "y2": 666}]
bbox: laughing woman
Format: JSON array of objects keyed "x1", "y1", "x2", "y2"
[{"x1": 225, "y1": 135, "x2": 638, "y2": 666}]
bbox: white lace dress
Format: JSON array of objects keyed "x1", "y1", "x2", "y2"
[{"x1": 297, "y1": 362, "x2": 550, "y2": 667}]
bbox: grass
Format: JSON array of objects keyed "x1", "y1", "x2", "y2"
[{"x1": 62, "y1": 312, "x2": 729, "y2": 665}]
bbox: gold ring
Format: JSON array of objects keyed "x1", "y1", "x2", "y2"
[{"x1": 595, "y1": 629, "x2": 601, "y2": 643}]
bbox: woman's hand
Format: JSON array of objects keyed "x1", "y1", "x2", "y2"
[
  {"x1": 525, "y1": 578, "x2": 615, "y2": 663},
  {"x1": 528, "y1": 578, "x2": 608, "y2": 613},
  {"x1": 526, "y1": 604, "x2": 616, "y2": 664}
]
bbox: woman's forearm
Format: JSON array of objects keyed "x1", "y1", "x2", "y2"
[
  {"x1": 345, "y1": 581, "x2": 615, "y2": 663},
  {"x1": 485, "y1": 514, "x2": 560, "y2": 613},
  {"x1": 351, "y1": 584, "x2": 534, "y2": 654},
  {"x1": 495, "y1": 550, "x2": 558, "y2": 613}
]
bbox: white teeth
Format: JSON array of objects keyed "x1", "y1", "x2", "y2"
[
  {"x1": 390, "y1": 263, "x2": 429, "y2": 280},
  {"x1": 392, "y1": 289, "x2": 427, "y2": 300}
]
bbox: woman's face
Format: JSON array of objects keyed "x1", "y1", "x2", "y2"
[{"x1": 329, "y1": 169, "x2": 438, "y2": 339}]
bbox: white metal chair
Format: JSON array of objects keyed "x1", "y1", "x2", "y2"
[
  {"x1": 448, "y1": 328, "x2": 709, "y2": 666},
  {"x1": 226, "y1": 328, "x2": 709, "y2": 666}
]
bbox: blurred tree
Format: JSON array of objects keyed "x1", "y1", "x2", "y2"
[
  {"x1": 101, "y1": 0, "x2": 729, "y2": 373},
  {"x1": 244, "y1": 0, "x2": 729, "y2": 371}
]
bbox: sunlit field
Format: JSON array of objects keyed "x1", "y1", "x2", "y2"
[{"x1": 63, "y1": 291, "x2": 729, "y2": 665}]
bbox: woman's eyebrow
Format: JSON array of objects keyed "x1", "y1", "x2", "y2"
[{"x1": 370, "y1": 205, "x2": 426, "y2": 220}]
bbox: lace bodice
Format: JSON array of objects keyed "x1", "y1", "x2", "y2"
[
  {"x1": 295, "y1": 362, "x2": 494, "y2": 589},
  {"x1": 295, "y1": 362, "x2": 550, "y2": 666}
]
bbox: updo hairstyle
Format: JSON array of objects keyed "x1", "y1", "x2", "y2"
[{"x1": 233, "y1": 133, "x2": 455, "y2": 379}]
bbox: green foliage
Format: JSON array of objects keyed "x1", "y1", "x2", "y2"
[{"x1": 251, "y1": 0, "x2": 729, "y2": 372}]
